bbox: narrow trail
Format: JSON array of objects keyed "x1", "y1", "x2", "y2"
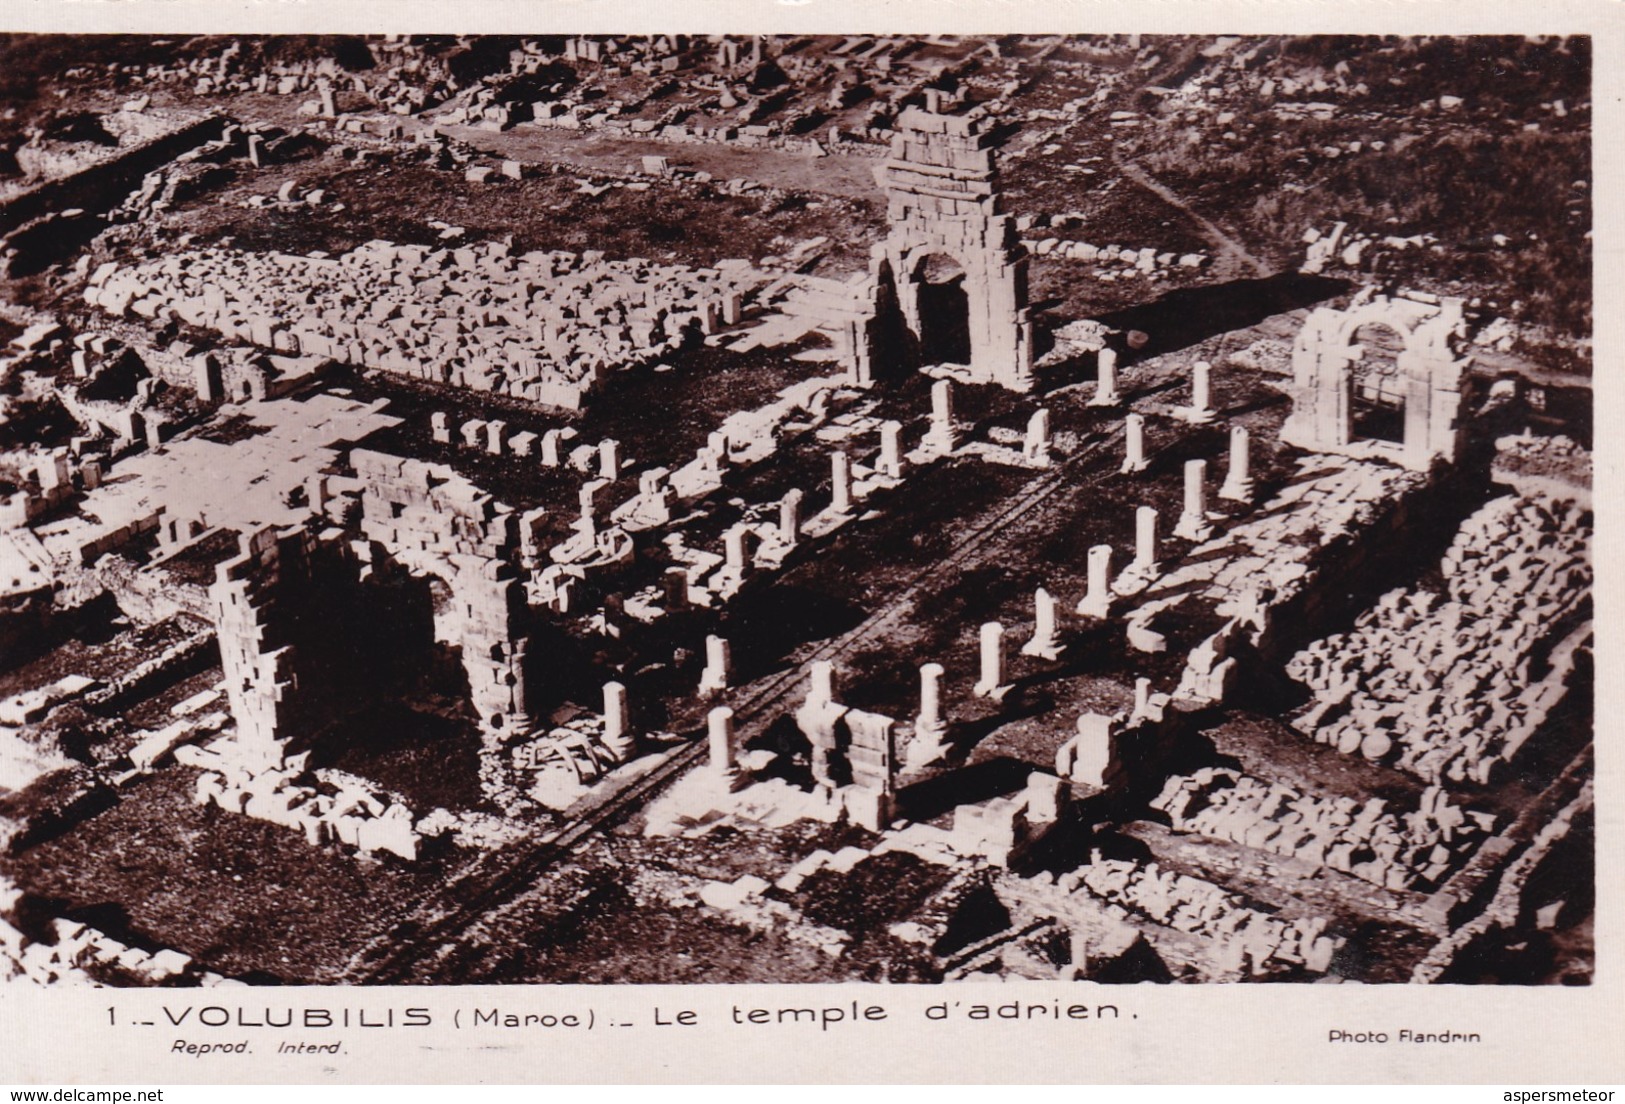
[{"x1": 1113, "y1": 155, "x2": 1273, "y2": 281}]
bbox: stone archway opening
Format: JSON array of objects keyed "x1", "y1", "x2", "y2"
[
  {"x1": 915, "y1": 252, "x2": 971, "y2": 368},
  {"x1": 1349, "y1": 322, "x2": 1407, "y2": 444},
  {"x1": 1283, "y1": 292, "x2": 1471, "y2": 472}
]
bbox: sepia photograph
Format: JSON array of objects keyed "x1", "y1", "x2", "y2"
[{"x1": 0, "y1": 27, "x2": 1598, "y2": 1010}]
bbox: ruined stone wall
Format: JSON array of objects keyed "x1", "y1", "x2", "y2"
[
  {"x1": 210, "y1": 524, "x2": 322, "y2": 766},
  {"x1": 210, "y1": 517, "x2": 435, "y2": 766},
  {"x1": 0, "y1": 114, "x2": 227, "y2": 236}
]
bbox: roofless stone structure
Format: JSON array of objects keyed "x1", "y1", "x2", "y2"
[{"x1": 867, "y1": 97, "x2": 1034, "y2": 392}]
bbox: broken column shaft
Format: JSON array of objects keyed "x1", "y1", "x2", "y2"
[
  {"x1": 1090, "y1": 348, "x2": 1120, "y2": 407},
  {"x1": 1174, "y1": 459, "x2": 1214, "y2": 542},
  {"x1": 1024, "y1": 408, "x2": 1052, "y2": 467},
  {"x1": 928, "y1": 379, "x2": 957, "y2": 453},
  {"x1": 831, "y1": 450, "x2": 852, "y2": 513},
  {"x1": 1133, "y1": 506, "x2": 1159, "y2": 574},
  {"x1": 1220, "y1": 425, "x2": 1255, "y2": 502},
  {"x1": 780, "y1": 489, "x2": 802, "y2": 545},
  {"x1": 809, "y1": 659, "x2": 837, "y2": 705},
  {"x1": 707, "y1": 705, "x2": 739, "y2": 788},
  {"x1": 699, "y1": 633, "x2": 730, "y2": 696},
  {"x1": 602, "y1": 680, "x2": 633, "y2": 758},
  {"x1": 879, "y1": 420, "x2": 904, "y2": 478},
  {"x1": 1021, "y1": 586, "x2": 1063, "y2": 660},
  {"x1": 915, "y1": 662, "x2": 946, "y2": 741},
  {"x1": 1122, "y1": 413, "x2": 1149, "y2": 474},
  {"x1": 974, "y1": 621, "x2": 1007, "y2": 698},
  {"x1": 1077, "y1": 544, "x2": 1113, "y2": 618}
]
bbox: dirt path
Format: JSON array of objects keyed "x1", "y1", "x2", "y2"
[{"x1": 1113, "y1": 156, "x2": 1272, "y2": 281}]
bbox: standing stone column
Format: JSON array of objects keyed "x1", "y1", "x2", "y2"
[
  {"x1": 1021, "y1": 586, "x2": 1063, "y2": 660},
  {"x1": 599, "y1": 438, "x2": 620, "y2": 479},
  {"x1": 724, "y1": 525, "x2": 749, "y2": 572},
  {"x1": 707, "y1": 706, "x2": 739, "y2": 788},
  {"x1": 879, "y1": 421, "x2": 904, "y2": 478},
  {"x1": 1219, "y1": 425, "x2": 1254, "y2": 502},
  {"x1": 906, "y1": 661, "x2": 950, "y2": 771},
  {"x1": 1077, "y1": 544, "x2": 1113, "y2": 618},
  {"x1": 927, "y1": 379, "x2": 957, "y2": 453},
  {"x1": 779, "y1": 489, "x2": 802, "y2": 545},
  {"x1": 1122, "y1": 413, "x2": 1149, "y2": 474},
  {"x1": 809, "y1": 659, "x2": 837, "y2": 706},
  {"x1": 1174, "y1": 459, "x2": 1214, "y2": 542},
  {"x1": 915, "y1": 662, "x2": 946, "y2": 742},
  {"x1": 486, "y1": 420, "x2": 507, "y2": 455},
  {"x1": 831, "y1": 451, "x2": 852, "y2": 513},
  {"x1": 973, "y1": 621, "x2": 1008, "y2": 698},
  {"x1": 1132, "y1": 506, "x2": 1159, "y2": 575},
  {"x1": 541, "y1": 429, "x2": 564, "y2": 468},
  {"x1": 1089, "y1": 348, "x2": 1120, "y2": 407},
  {"x1": 1134, "y1": 677, "x2": 1152, "y2": 719},
  {"x1": 1024, "y1": 408, "x2": 1052, "y2": 467},
  {"x1": 1181, "y1": 360, "x2": 1215, "y2": 423},
  {"x1": 699, "y1": 634, "x2": 730, "y2": 696},
  {"x1": 602, "y1": 681, "x2": 633, "y2": 759}
]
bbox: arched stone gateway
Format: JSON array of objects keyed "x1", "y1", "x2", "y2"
[
  {"x1": 349, "y1": 449, "x2": 533, "y2": 739},
  {"x1": 867, "y1": 102, "x2": 1034, "y2": 392},
  {"x1": 1281, "y1": 291, "x2": 1473, "y2": 471},
  {"x1": 211, "y1": 448, "x2": 536, "y2": 770}
]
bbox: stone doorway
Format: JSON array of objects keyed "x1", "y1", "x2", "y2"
[
  {"x1": 1349, "y1": 322, "x2": 1407, "y2": 444},
  {"x1": 914, "y1": 252, "x2": 972, "y2": 367}
]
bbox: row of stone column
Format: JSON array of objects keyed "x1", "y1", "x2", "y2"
[
  {"x1": 696, "y1": 360, "x2": 1244, "y2": 791},
  {"x1": 700, "y1": 638, "x2": 1177, "y2": 788},
  {"x1": 431, "y1": 413, "x2": 623, "y2": 477},
  {"x1": 1089, "y1": 351, "x2": 1216, "y2": 418},
  {"x1": 1122, "y1": 416, "x2": 1252, "y2": 498}
]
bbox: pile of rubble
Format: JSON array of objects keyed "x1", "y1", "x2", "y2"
[
  {"x1": 86, "y1": 241, "x2": 769, "y2": 409},
  {"x1": 1020, "y1": 226, "x2": 1208, "y2": 280},
  {"x1": 1287, "y1": 494, "x2": 1591, "y2": 783},
  {"x1": 1061, "y1": 854, "x2": 1341, "y2": 976},
  {"x1": 0, "y1": 877, "x2": 230, "y2": 986},
  {"x1": 0, "y1": 914, "x2": 215, "y2": 986},
  {"x1": 1491, "y1": 432, "x2": 1591, "y2": 504},
  {"x1": 183, "y1": 746, "x2": 422, "y2": 860},
  {"x1": 635, "y1": 865, "x2": 854, "y2": 959},
  {"x1": 1127, "y1": 455, "x2": 1427, "y2": 657},
  {"x1": 1153, "y1": 767, "x2": 1495, "y2": 890}
]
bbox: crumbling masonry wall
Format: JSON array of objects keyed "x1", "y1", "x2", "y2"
[
  {"x1": 212, "y1": 448, "x2": 535, "y2": 768},
  {"x1": 210, "y1": 522, "x2": 434, "y2": 766}
]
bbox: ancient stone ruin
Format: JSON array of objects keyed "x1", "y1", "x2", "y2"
[
  {"x1": 866, "y1": 100, "x2": 1034, "y2": 391},
  {"x1": 1281, "y1": 290, "x2": 1472, "y2": 471}
]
